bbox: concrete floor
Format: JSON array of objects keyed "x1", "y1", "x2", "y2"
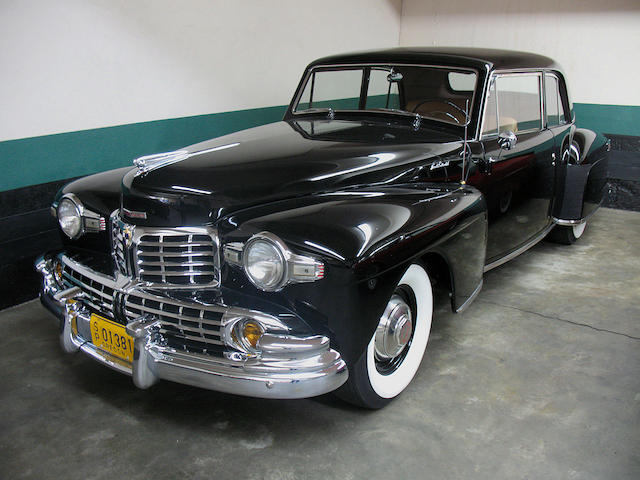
[{"x1": 1, "y1": 207, "x2": 639, "y2": 480}]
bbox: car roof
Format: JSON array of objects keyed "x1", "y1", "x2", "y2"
[{"x1": 308, "y1": 47, "x2": 560, "y2": 72}]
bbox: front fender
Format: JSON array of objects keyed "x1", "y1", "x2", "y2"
[{"x1": 219, "y1": 183, "x2": 487, "y2": 365}]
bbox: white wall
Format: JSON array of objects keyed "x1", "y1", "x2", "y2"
[
  {"x1": 0, "y1": 0, "x2": 401, "y2": 141},
  {"x1": 400, "y1": 0, "x2": 640, "y2": 106},
  {"x1": 5, "y1": 0, "x2": 636, "y2": 144}
]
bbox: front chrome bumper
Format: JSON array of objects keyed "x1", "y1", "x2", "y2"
[{"x1": 35, "y1": 255, "x2": 348, "y2": 399}]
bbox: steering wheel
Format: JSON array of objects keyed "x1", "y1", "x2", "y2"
[{"x1": 411, "y1": 99, "x2": 468, "y2": 124}]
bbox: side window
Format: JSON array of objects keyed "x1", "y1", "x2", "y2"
[
  {"x1": 366, "y1": 68, "x2": 400, "y2": 109},
  {"x1": 494, "y1": 74, "x2": 542, "y2": 133},
  {"x1": 545, "y1": 74, "x2": 561, "y2": 127}
]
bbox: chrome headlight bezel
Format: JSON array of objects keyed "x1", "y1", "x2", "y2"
[
  {"x1": 227, "y1": 231, "x2": 325, "y2": 292},
  {"x1": 242, "y1": 233, "x2": 288, "y2": 292},
  {"x1": 57, "y1": 194, "x2": 83, "y2": 240},
  {"x1": 55, "y1": 193, "x2": 105, "y2": 240}
]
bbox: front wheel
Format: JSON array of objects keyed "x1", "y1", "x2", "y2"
[{"x1": 336, "y1": 264, "x2": 433, "y2": 409}]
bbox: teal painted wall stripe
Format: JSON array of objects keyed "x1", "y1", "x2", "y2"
[
  {"x1": 1, "y1": 102, "x2": 637, "y2": 192},
  {"x1": 0, "y1": 105, "x2": 287, "y2": 192},
  {"x1": 574, "y1": 103, "x2": 640, "y2": 137}
]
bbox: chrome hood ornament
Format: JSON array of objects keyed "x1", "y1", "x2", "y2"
[
  {"x1": 133, "y1": 143, "x2": 241, "y2": 177},
  {"x1": 133, "y1": 150, "x2": 190, "y2": 176}
]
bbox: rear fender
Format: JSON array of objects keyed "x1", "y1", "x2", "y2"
[{"x1": 553, "y1": 129, "x2": 609, "y2": 222}]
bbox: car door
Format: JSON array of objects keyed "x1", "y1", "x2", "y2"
[
  {"x1": 544, "y1": 71, "x2": 573, "y2": 161},
  {"x1": 469, "y1": 72, "x2": 556, "y2": 265},
  {"x1": 545, "y1": 71, "x2": 580, "y2": 218}
]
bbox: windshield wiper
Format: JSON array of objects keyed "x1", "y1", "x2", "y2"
[
  {"x1": 296, "y1": 107, "x2": 331, "y2": 114},
  {"x1": 368, "y1": 107, "x2": 408, "y2": 114},
  {"x1": 294, "y1": 107, "x2": 336, "y2": 120}
]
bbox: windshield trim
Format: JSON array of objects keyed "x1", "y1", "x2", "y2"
[{"x1": 291, "y1": 63, "x2": 480, "y2": 128}]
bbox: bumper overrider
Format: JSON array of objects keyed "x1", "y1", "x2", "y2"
[{"x1": 35, "y1": 254, "x2": 348, "y2": 399}]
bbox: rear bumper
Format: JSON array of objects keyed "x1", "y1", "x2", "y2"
[{"x1": 35, "y1": 254, "x2": 348, "y2": 399}]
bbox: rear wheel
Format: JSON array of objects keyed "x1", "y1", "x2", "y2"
[
  {"x1": 548, "y1": 221, "x2": 587, "y2": 245},
  {"x1": 548, "y1": 139, "x2": 585, "y2": 245},
  {"x1": 336, "y1": 264, "x2": 433, "y2": 409}
]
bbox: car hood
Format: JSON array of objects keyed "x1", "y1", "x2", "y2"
[{"x1": 121, "y1": 119, "x2": 463, "y2": 226}]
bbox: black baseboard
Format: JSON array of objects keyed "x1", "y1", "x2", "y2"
[
  {"x1": 605, "y1": 136, "x2": 640, "y2": 212},
  {"x1": 604, "y1": 179, "x2": 640, "y2": 212},
  {"x1": 0, "y1": 178, "x2": 69, "y2": 310},
  {"x1": 606, "y1": 133, "x2": 640, "y2": 153},
  {"x1": 0, "y1": 257, "x2": 44, "y2": 310},
  {"x1": 0, "y1": 177, "x2": 77, "y2": 218}
]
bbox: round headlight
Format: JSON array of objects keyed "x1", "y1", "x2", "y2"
[
  {"x1": 57, "y1": 197, "x2": 82, "y2": 239},
  {"x1": 243, "y1": 236, "x2": 286, "y2": 291}
]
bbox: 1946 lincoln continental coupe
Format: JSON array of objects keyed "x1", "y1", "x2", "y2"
[{"x1": 36, "y1": 48, "x2": 608, "y2": 408}]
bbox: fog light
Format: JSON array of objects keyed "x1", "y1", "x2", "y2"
[
  {"x1": 231, "y1": 319, "x2": 265, "y2": 352},
  {"x1": 243, "y1": 321, "x2": 264, "y2": 349}
]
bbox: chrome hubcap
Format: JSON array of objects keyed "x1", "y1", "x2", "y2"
[{"x1": 375, "y1": 295, "x2": 413, "y2": 361}]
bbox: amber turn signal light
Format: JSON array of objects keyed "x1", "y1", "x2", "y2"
[
  {"x1": 54, "y1": 259, "x2": 64, "y2": 286},
  {"x1": 243, "y1": 321, "x2": 264, "y2": 349}
]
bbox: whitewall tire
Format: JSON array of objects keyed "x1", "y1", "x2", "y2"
[
  {"x1": 336, "y1": 264, "x2": 433, "y2": 408},
  {"x1": 572, "y1": 222, "x2": 586, "y2": 239},
  {"x1": 547, "y1": 220, "x2": 587, "y2": 245}
]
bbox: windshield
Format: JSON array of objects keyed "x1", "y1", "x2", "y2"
[{"x1": 293, "y1": 65, "x2": 477, "y2": 126}]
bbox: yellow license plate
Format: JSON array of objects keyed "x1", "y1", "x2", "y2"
[{"x1": 90, "y1": 313, "x2": 134, "y2": 363}]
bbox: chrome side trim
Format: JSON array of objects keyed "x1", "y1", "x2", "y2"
[
  {"x1": 553, "y1": 218, "x2": 584, "y2": 226},
  {"x1": 484, "y1": 222, "x2": 556, "y2": 273},
  {"x1": 454, "y1": 279, "x2": 483, "y2": 313}
]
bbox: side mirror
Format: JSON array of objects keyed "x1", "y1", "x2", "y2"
[{"x1": 498, "y1": 131, "x2": 517, "y2": 150}]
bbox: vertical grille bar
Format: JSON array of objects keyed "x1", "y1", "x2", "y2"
[{"x1": 110, "y1": 211, "x2": 219, "y2": 288}]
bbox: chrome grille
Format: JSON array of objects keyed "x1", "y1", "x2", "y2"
[
  {"x1": 124, "y1": 293, "x2": 224, "y2": 353},
  {"x1": 110, "y1": 213, "x2": 128, "y2": 276},
  {"x1": 62, "y1": 266, "x2": 114, "y2": 318},
  {"x1": 110, "y1": 211, "x2": 220, "y2": 288},
  {"x1": 136, "y1": 232, "x2": 218, "y2": 286},
  {"x1": 60, "y1": 255, "x2": 226, "y2": 355}
]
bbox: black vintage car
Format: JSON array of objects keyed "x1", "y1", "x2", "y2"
[{"x1": 36, "y1": 48, "x2": 608, "y2": 408}]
